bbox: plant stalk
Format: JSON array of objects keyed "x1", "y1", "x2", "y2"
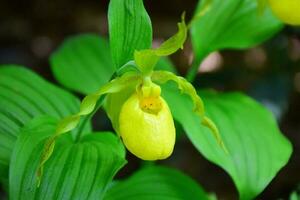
[{"x1": 185, "y1": 50, "x2": 208, "y2": 82}]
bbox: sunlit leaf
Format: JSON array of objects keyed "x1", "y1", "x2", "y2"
[
  {"x1": 104, "y1": 166, "x2": 210, "y2": 200},
  {"x1": 108, "y1": 0, "x2": 152, "y2": 68},
  {"x1": 51, "y1": 34, "x2": 115, "y2": 94},
  {"x1": 162, "y1": 85, "x2": 292, "y2": 200},
  {"x1": 188, "y1": 0, "x2": 283, "y2": 80},
  {"x1": 0, "y1": 66, "x2": 91, "y2": 183},
  {"x1": 9, "y1": 116, "x2": 126, "y2": 200}
]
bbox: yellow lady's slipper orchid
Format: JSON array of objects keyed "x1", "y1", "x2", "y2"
[
  {"x1": 119, "y1": 83, "x2": 175, "y2": 160},
  {"x1": 36, "y1": 11, "x2": 226, "y2": 185},
  {"x1": 268, "y1": 0, "x2": 300, "y2": 25}
]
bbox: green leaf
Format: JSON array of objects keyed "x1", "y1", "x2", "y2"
[
  {"x1": 9, "y1": 116, "x2": 126, "y2": 200},
  {"x1": 51, "y1": 34, "x2": 115, "y2": 94},
  {"x1": 104, "y1": 166, "x2": 210, "y2": 200},
  {"x1": 108, "y1": 0, "x2": 152, "y2": 68},
  {"x1": 162, "y1": 86, "x2": 292, "y2": 200},
  {"x1": 0, "y1": 65, "x2": 91, "y2": 182},
  {"x1": 191, "y1": 0, "x2": 282, "y2": 52},
  {"x1": 81, "y1": 131, "x2": 126, "y2": 158},
  {"x1": 188, "y1": 0, "x2": 283, "y2": 80}
]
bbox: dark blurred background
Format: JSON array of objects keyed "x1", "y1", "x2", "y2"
[{"x1": 0, "y1": 0, "x2": 300, "y2": 199}]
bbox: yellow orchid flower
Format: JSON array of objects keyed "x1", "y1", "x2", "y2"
[
  {"x1": 258, "y1": 0, "x2": 300, "y2": 25},
  {"x1": 36, "y1": 13, "x2": 227, "y2": 185}
]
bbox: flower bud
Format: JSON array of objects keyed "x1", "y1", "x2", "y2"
[
  {"x1": 119, "y1": 93, "x2": 175, "y2": 160},
  {"x1": 268, "y1": 0, "x2": 300, "y2": 25}
]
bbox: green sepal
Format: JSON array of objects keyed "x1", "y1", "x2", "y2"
[
  {"x1": 55, "y1": 115, "x2": 81, "y2": 134},
  {"x1": 134, "y1": 13, "x2": 187, "y2": 74},
  {"x1": 154, "y1": 13, "x2": 187, "y2": 56},
  {"x1": 152, "y1": 71, "x2": 205, "y2": 115},
  {"x1": 134, "y1": 50, "x2": 160, "y2": 75},
  {"x1": 151, "y1": 70, "x2": 227, "y2": 152}
]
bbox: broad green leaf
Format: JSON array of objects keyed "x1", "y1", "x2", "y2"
[
  {"x1": 9, "y1": 116, "x2": 126, "y2": 200},
  {"x1": 108, "y1": 0, "x2": 152, "y2": 68},
  {"x1": 51, "y1": 34, "x2": 115, "y2": 94},
  {"x1": 81, "y1": 131, "x2": 125, "y2": 158},
  {"x1": 104, "y1": 166, "x2": 210, "y2": 200},
  {"x1": 191, "y1": 0, "x2": 282, "y2": 52},
  {"x1": 188, "y1": 0, "x2": 283, "y2": 80},
  {"x1": 162, "y1": 86, "x2": 292, "y2": 200},
  {"x1": 0, "y1": 66, "x2": 91, "y2": 183}
]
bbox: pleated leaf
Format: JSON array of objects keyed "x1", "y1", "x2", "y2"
[
  {"x1": 190, "y1": 0, "x2": 282, "y2": 74},
  {"x1": 104, "y1": 166, "x2": 210, "y2": 200},
  {"x1": 0, "y1": 65, "x2": 91, "y2": 183},
  {"x1": 9, "y1": 116, "x2": 126, "y2": 200},
  {"x1": 51, "y1": 34, "x2": 115, "y2": 94},
  {"x1": 108, "y1": 0, "x2": 152, "y2": 68},
  {"x1": 162, "y1": 86, "x2": 292, "y2": 200}
]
